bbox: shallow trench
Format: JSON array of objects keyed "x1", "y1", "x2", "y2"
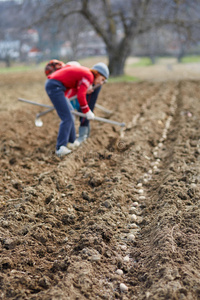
[{"x1": 125, "y1": 81, "x2": 200, "y2": 300}]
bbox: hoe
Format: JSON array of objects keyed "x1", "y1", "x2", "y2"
[{"x1": 18, "y1": 95, "x2": 125, "y2": 128}]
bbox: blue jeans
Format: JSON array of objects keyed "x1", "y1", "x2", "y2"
[{"x1": 45, "y1": 79, "x2": 76, "y2": 150}]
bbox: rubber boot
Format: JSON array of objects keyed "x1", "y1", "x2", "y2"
[{"x1": 76, "y1": 125, "x2": 90, "y2": 144}]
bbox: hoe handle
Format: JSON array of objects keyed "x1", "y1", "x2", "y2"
[
  {"x1": 18, "y1": 97, "x2": 125, "y2": 127},
  {"x1": 18, "y1": 98, "x2": 53, "y2": 108},
  {"x1": 72, "y1": 111, "x2": 125, "y2": 127}
]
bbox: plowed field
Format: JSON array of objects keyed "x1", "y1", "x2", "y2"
[{"x1": 0, "y1": 70, "x2": 200, "y2": 300}]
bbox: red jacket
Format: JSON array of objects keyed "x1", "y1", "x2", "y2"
[{"x1": 48, "y1": 65, "x2": 94, "y2": 113}]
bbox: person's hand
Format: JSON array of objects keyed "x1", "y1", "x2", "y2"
[
  {"x1": 85, "y1": 110, "x2": 95, "y2": 120},
  {"x1": 87, "y1": 84, "x2": 94, "y2": 94}
]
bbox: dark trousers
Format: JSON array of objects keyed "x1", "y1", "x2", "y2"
[
  {"x1": 45, "y1": 79, "x2": 76, "y2": 150},
  {"x1": 78, "y1": 86, "x2": 101, "y2": 127}
]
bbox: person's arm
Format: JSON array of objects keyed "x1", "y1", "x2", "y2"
[
  {"x1": 77, "y1": 78, "x2": 91, "y2": 113},
  {"x1": 77, "y1": 79, "x2": 95, "y2": 119}
]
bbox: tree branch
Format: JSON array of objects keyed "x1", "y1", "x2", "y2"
[{"x1": 81, "y1": 0, "x2": 111, "y2": 45}]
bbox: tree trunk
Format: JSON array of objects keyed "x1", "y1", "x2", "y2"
[
  {"x1": 107, "y1": 51, "x2": 127, "y2": 76},
  {"x1": 107, "y1": 38, "x2": 132, "y2": 76},
  {"x1": 5, "y1": 55, "x2": 11, "y2": 68}
]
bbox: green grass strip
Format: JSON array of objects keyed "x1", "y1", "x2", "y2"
[
  {"x1": 108, "y1": 75, "x2": 139, "y2": 83},
  {"x1": 131, "y1": 57, "x2": 152, "y2": 67},
  {"x1": 181, "y1": 55, "x2": 200, "y2": 63}
]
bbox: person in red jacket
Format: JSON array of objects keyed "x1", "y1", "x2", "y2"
[{"x1": 45, "y1": 62, "x2": 109, "y2": 157}]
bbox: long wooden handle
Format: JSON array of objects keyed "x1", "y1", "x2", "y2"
[{"x1": 18, "y1": 98, "x2": 125, "y2": 127}]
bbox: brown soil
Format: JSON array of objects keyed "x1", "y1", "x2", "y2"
[{"x1": 0, "y1": 69, "x2": 200, "y2": 300}]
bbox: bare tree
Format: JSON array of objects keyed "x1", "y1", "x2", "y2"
[
  {"x1": 36, "y1": 0, "x2": 199, "y2": 75},
  {"x1": 2, "y1": 0, "x2": 200, "y2": 74}
]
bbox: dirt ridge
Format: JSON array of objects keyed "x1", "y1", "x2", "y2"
[{"x1": 0, "y1": 74, "x2": 200, "y2": 299}]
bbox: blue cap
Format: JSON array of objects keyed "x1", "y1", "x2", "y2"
[{"x1": 92, "y1": 62, "x2": 109, "y2": 79}]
